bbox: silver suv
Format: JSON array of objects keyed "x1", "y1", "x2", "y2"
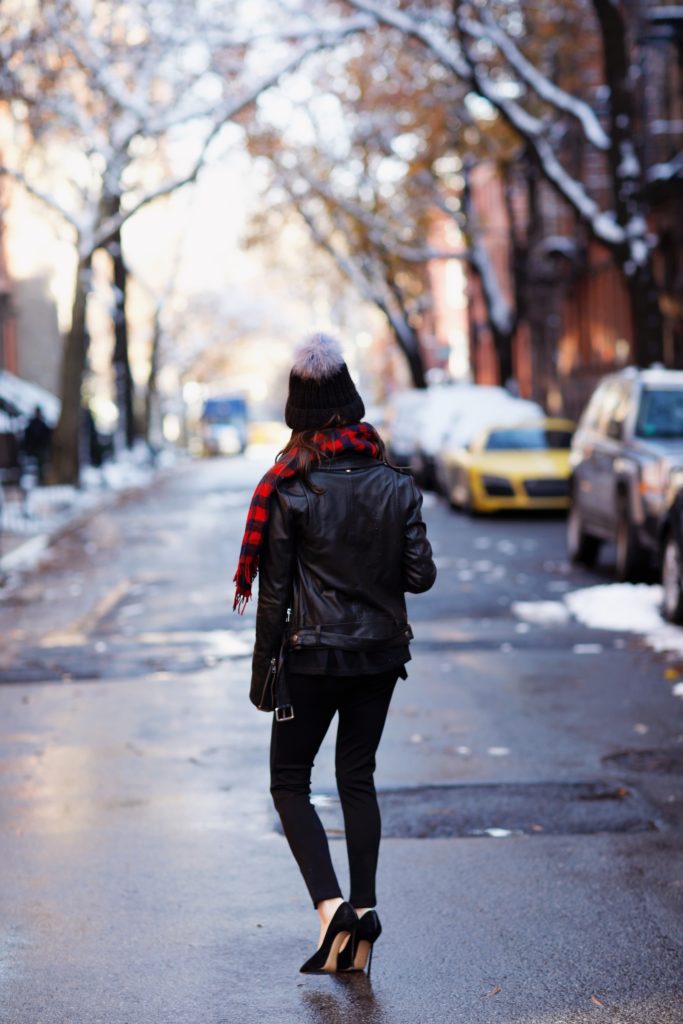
[{"x1": 567, "y1": 367, "x2": 683, "y2": 580}]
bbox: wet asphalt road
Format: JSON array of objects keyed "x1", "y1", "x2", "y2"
[{"x1": 1, "y1": 452, "x2": 682, "y2": 1024}]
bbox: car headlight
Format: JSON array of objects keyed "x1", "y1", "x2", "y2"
[{"x1": 481, "y1": 474, "x2": 515, "y2": 497}]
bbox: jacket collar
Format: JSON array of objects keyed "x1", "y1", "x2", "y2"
[{"x1": 318, "y1": 451, "x2": 381, "y2": 471}]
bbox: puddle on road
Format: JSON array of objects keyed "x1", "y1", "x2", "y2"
[
  {"x1": 603, "y1": 747, "x2": 683, "y2": 775},
  {"x1": 1, "y1": 626, "x2": 254, "y2": 684},
  {"x1": 285, "y1": 781, "x2": 660, "y2": 839}
]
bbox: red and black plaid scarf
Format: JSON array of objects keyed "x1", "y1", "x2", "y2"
[{"x1": 233, "y1": 422, "x2": 383, "y2": 612}]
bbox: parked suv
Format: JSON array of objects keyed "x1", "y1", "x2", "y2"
[{"x1": 567, "y1": 367, "x2": 683, "y2": 580}]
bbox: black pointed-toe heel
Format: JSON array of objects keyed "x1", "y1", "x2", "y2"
[
  {"x1": 337, "y1": 909, "x2": 382, "y2": 974},
  {"x1": 299, "y1": 902, "x2": 358, "y2": 974}
]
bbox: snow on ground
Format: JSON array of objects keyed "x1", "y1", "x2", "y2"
[
  {"x1": 564, "y1": 583, "x2": 683, "y2": 657},
  {"x1": 564, "y1": 583, "x2": 664, "y2": 636},
  {"x1": 10, "y1": 445, "x2": 159, "y2": 530},
  {"x1": 0, "y1": 444, "x2": 167, "y2": 575},
  {"x1": 0, "y1": 534, "x2": 49, "y2": 574},
  {"x1": 0, "y1": 445, "x2": 267, "y2": 581},
  {"x1": 511, "y1": 600, "x2": 570, "y2": 625},
  {"x1": 514, "y1": 582, "x2": 683, "y2": 660}
]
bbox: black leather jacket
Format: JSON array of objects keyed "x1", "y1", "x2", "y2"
[{"x1": 250, "y1": 452, "x2": 436, "y2": 699}]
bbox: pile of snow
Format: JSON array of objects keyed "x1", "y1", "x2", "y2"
[
  {"x1": 26, "y1": 484, "x2": 100, "y2": 520},
  {"x1": 564, "y1": 584, "x2": 664, "y2": 635},
  {"x1": 563, "y1": 583, "x2": 683, "y2": 654},
  {"x1": 80, "y1": 442, "x2": 158, "y2": 492},
  {"x1": 2, "y1": 483, "x2": 102, "y2": 554},
  {"x1": 0, "y1": 370, "x2": 61, "y2": 426},
  {"x1": 3, "y1": 444, "x2": 161, "y2": 542},
  {"x1": 514, "y1": 582, "x2": 683, "y2": 657},
  {"x1": 511, "y1": 600, "x2": 570, "y2": 625}
]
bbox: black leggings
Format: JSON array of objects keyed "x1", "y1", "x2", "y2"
[{"x1": 270, "y1": 669, "x2": 398, "y2": 908}]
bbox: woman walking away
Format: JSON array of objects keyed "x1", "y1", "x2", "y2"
[{"x1": 233, "y1": 334, "x2": 436, "y2": 975}]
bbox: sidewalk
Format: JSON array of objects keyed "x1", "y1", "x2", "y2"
[{"x1": 0, "y1": 447, "x2": 174, "y2": 576}]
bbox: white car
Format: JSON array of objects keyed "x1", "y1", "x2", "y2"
[
  {"x1": 433, "y1": 385, "x2": 545, "y2": 493},
  {"x1": 382, "y1": 389, "x2": 430, "y2": 465}
]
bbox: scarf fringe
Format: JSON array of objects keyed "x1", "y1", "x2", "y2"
[
  {"x1": 233, "y1": 566, "x2": 255, "y2": 613},
  {"x1": 233, "y1": 591, "x2": 251, "y2": 614}
]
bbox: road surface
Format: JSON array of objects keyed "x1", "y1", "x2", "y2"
[{"x1": 1, "y1": 453, "x2": 682, "y2": 1023}]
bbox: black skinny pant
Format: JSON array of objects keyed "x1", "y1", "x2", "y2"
[{"x1": 270, "y1": 669, "x2": 398, "y2": 908}]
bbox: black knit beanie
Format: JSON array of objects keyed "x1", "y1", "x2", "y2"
[{"x1": 285, "y1": 333, "x2": 365, "y2": 430}]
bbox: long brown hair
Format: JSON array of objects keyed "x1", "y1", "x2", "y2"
[{"x1": 277, "y1": 416, "x2": 391, "y2": 494}]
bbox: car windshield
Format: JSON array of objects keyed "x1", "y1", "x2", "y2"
[
  {"x1": 484, "y1": 427, "x2": 572, "y2": 451},
  {"x1": 635, "y1": 389, "x2": 683, "y2": 439}
]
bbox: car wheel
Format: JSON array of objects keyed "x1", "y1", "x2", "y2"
[
  {"x1": 662, "y1": 534, "x2": 683, "y2": 623},
  {"x1": 615, "y1": 497, "x2": 647, "y2": 582},
  {"x1": 566, "y1": 501, "x2": 601, "y2": 566}
]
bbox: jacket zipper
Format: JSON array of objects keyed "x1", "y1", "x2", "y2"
[{"x1": 258, "y1": 657, "x2": 277, "y2": 709}]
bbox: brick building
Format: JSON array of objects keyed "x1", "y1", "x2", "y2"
[{"x1": 427, "y1": 0, "x2": 683, "y2": 419}]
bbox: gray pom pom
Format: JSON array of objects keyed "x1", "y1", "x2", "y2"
[{"x1": 292, "y1": 333, "x2": 345, "y2": 380}]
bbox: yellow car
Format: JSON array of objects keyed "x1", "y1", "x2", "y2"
[{"x1": 443, "y1": 419, "x2": 575, "y2": 513}]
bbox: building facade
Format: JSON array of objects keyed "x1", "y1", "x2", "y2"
[{"x1": 426, "y1": 0, "x2": 682, "y2": 419}]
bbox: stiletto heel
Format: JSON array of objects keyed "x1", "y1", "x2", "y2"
[
  {"x1": 299, "y1": 902, "x2": 358, "y2": 974},
  {"x1": 337, "y1": 909, "x2": 382, "y2": 972}
]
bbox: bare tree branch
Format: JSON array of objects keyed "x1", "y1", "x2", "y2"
[{"x1": 0, "y1": 164, "x2": 84, "y2": 234}]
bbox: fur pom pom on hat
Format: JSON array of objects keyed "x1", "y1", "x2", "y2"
[
  {"x1": 291, "y1": 334, "x2": 345, "y2": 380},
  {"x1": 285, "y1": 332, "x2": 365, "y2": 430}
]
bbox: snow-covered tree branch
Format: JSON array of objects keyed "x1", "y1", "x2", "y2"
[
  {"x1": 0, "y1": 0, "x2": 373, "y2": 481},
  {"x1": 339, "y1": 0, "x2": 665, "y2": 363}
]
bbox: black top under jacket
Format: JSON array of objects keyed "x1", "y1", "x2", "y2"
[{"x1": 249, "y1": 451, "x2": 437, "y2": 703}]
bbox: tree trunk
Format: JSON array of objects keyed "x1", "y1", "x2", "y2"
[
  {"x1": 50, "y1": 253, "x2": 92, "y2": 485},
  {"x1": 144, "y1": 306, "x2": 161, "y2": 443},
  {"x1": 108, "y1": 217, "x2": 136, "y2": 449},
  {"x1": 395, "y1": 324, "x2": 427, "y2": 388},
  {"x1": 377, "y1": 298, "x2": 427, "y2": 387},
  {"x1": 629, "y1": 261, "x2": 665, "y2": 367},
  {"x1": 380, "y1": 277, "x2": 427, "y2": 388},
  {"x1": 592, "y1": 0, "x2": 664, "y2": 363},
  {"x1": 377, "y1": 311, "x2": 426, "y2": 386},
  {"x1": 461, "y1": 161, "x2": 516, "y2": 388},
  {"x1": 491, "y1": 324, "x2": 514, "y2": 386}
]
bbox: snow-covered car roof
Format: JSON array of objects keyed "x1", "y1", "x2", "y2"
[
  {"x1": 618, "y1": 366, "x2": 683, "y2": 387},
  {"x1": 413, "y1": 383, "x2": 545, "y2": 457},
  {"x1": 440, "y1": 391, "x2": 546, "y2": 452}
]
